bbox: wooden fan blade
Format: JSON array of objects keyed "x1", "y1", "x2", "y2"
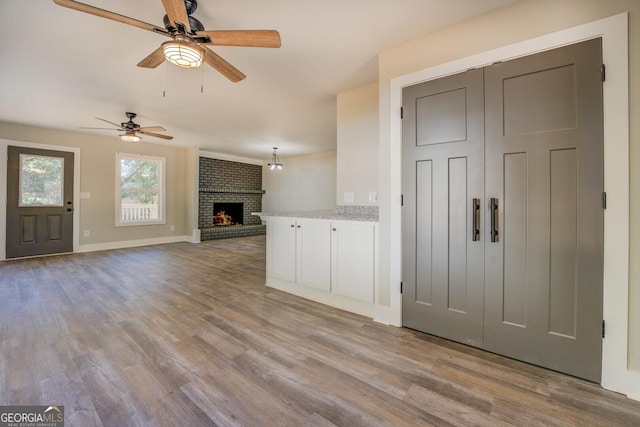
[
  {"x1": 139, "y1": 126, "x2": 167, "y2": 132},
  {"x1": 137, "y1": 47, "x2": 166, "y2": 68},
  {"x1": 161, "y1": 0, "x2": 191, "y2": 33},
  {"x1": 202, "y1": 47, "x2": 246, "y2": 82},
  {"x1": 198, "y1": 30, "x2": 281, "y2": 48},
  {"x1": 95, "y1": 117, "x2": 124, "y2": 129},
  {"x1": 139, "y1": 130, "x2": 174, "y2": 140},
  {"x1": 53, "y1": 0, "x2": 171, "y2": 37},
  {"x1": 79, "y1": 127, "x2": 119, "y2": 130}
]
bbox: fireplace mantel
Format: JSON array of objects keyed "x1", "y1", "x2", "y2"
[{"x1": 199, "y1": 187, "x2": 266, "y2": 194}]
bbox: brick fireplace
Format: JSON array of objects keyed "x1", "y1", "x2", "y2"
[{"x1": 198, "y1": 157, "x2": 266, "y2": 240}]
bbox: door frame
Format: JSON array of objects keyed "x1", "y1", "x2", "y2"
[
  {"x1": 0, "y1": 139, "x2": 81, "y2": 260},
  {"x1": 387, "y1": 13, "x2": 636, "y2": 397}
]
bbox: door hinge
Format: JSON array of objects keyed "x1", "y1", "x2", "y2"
[
  {"x1": 400, "y1": 281, "x2": 403, "y2": 294},
  {"x1": 601, "y1": 64, "x2": 606, "y2": 82},
  {"x1": 400, "y1": 107, "x2": 404, "y2": 119},
  {"x1": 603, "y1": 192, "x2": 607, "y2": 209},
  {"x1": 401, "y1": 194, "x2": 404, "y2": 206},
  {"x1": 602, "y1": 320, "x2": 606, "y2": 338}
]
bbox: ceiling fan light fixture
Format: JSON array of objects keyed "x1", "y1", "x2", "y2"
[
  {"x1": 162, "y1": 40, "x2": 203, "y2": 68},
  {"x1": 267, "y1": 147, "x2": 283, "y2": 171},
  {"x1": 120, "y1": 132, "x2": 141, "y2": 143}
]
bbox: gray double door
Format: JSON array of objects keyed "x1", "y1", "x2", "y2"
[{"x1": 402, "y1": 38, "x2": 604, "y2": 382}]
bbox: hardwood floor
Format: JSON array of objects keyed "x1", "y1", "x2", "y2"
[{"x1": 1, "y1": 235, "x2": 639, "y2": 426}]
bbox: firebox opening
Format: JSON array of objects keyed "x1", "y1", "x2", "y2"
[{"x1": 213, "y1": 202, "x2": 244, "y2": 226}]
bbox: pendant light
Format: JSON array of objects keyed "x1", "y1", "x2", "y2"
[{"x1": 268, "y1": 147, "x2": 283, "y2": 170}]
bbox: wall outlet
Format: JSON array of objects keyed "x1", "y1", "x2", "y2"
[
  {"x1": 344, "y1": 192, "x2": 354, "y2": 204},
  {"x1": 83, "y1": 230, "x2": 90, "y2": 237},
  {"x1": 170, "y1": 224, "x2": 175, "y2": 231},
  {"x1": 369, "y1": 191, "x2": 377, "y2": 203}
]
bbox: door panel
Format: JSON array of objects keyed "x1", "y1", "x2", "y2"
[
  {"x1": 331, "y1": 221, "x2": 375, "y2": 303},
  {"x1": 549, "y1": 148, "x2": 578, "y2": 338},
  {"x1": 402, "y1": 68, "x2": 485, "y2": 347},
  {"x1": 448, "y1": 157, "x2": 468, "y2": 313},
  {"x1": 267, "y1": 217, "x2": 297, "y2": 282},
  {"x1": 416, "y1": 88, "x2": 468, "y2": 145},
  {"x1": 415, "y1": 160, "x2": 433, "y2": 305},
  {"x1": 6, "y1": 146, "x2": 74, "y2": 258},
  {"x1": 502, "y1": 152, "x2": 527, "y2": 326},
  {"x1": 484, "y1": 38, "x2": 603, "y2": 381},
  {"x1": 297, "y1": 219, "x2": 331, "y2": 291}
]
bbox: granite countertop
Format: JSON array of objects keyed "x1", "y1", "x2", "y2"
[{"x1": 253, "y1": 206, "x2": 378, "y2": 222}]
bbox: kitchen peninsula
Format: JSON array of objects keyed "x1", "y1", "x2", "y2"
[{"x1": 256, "y1": 207, "x2": 378, "y2": 317}]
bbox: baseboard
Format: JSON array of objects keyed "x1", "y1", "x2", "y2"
[
  {"x1": 266, "y1": 278, "x2": 374, "y2": 318},
  {"x1": 625, "y1": 369, "x2": 640, "y2": 402},
  {"x1": 77, "y1": 235, "x2": 191, "y2": 253},
  {"x1": 374, "y1": 305, "x2": 394, "y2": 326}
]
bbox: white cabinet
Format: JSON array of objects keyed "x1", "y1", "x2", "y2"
[
  {"x1": 331, "y1": 221, "x2": 375, "y2": 303},
  {"x1": 266, "y1": 217, "x2": 296, "y2": 282},
  {"x1": 296, "y1": 219, "x2": 331, "y2": 291},
  {"x1": 265, "y1": 215, "x2": 377, "y2": 317},
  {"x1": 266, "y1": 217, "x2": 331, "y2": 290}
]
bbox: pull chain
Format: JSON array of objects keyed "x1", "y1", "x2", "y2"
[
  {"x1": 201, "y1": 65, "x2": 204, "y2": 94},
  {"x1": 163, "y1": 62, "x2": 167, "y2": 98}
]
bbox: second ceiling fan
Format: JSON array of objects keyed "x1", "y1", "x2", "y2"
[{"x1": 53, "y1": 0, "x2": 281, "y2": 82}]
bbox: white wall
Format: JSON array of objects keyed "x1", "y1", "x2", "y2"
[
  {"x1": 337, "y1": 83, "x2": 379, "y2": 206},
  {"x1": 262, "y1": 151, "x2": 336, "y2": 212}
]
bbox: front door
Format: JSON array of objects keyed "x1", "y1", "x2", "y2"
[
  {"x1": 402, "y1": 38, "x2": 604, "y2": 382},
  {"x1": 6, "y1": 146, "x2": 74, "y2": 258}
]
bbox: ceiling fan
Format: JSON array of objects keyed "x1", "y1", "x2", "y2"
[
  {"x1": 80, "y1": 112, "x2": 173, "y2": 142},
  {"x1": 53, "y1": 0, "x2": 281, "y2": 82}
]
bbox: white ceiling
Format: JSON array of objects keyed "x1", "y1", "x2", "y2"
[{"x1": 0, "y1": 0, "x2": 518, "y2": 161}]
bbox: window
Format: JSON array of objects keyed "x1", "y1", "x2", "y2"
[{"x1": 116, "y1": 153, "x2": 166, "y2": 226}]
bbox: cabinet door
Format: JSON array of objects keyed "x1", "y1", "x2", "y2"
[
  {"x1": 331, "y1": 222, "x2": 375, "y2": 303},
  {"x1": 267, "y1": 217, "x2": 297, "y2": 282},
  {"x1": 296, "y1": 219, "x2": 331, "y2": 291}
]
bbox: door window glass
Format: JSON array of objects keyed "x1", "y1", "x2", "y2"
[{"x1": 19, "y1": 154, "x2": 64, "y2": 206}]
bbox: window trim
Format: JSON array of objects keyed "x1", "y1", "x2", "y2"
[{"x1": 115, "y1": 152, "x2": 166, "y2": 227}]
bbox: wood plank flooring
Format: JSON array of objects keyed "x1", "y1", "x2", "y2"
[{"x1": 1, "y1": 235, "x2": 639, "y2": 426}]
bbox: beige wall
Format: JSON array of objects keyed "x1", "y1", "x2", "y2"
[
  {"x1": 0, "y1": 121, "x2": 191, "y2": 248},
  {"x1": 262, "y1": 151, "x2": 336, "y2": 212},
  {"x1": 377, "y1": 0, "x2": 639, "y2": 374},
  {"x1": 337, "y1": 83, "x2": 379, "y2": 206}
]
